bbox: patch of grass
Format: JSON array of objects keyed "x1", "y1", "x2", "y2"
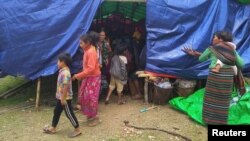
[
  {"x1": 0, "y1": 76, "x2": 27, "y2": 94},
  {"x1": 0, "y1": 85, "x2": 36, "y2": 107},
  {"x1": 0, "y1": 75, "x2": 59, "y2": 107},
  {"x1": 0, "y1": 76, "x2": 33, "y2": 107}
]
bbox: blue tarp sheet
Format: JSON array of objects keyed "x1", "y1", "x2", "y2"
[
  {"x1": 0, "y1": 0, "x2": 102, "y2": 79},
  {"x1": 146, "y1": 0, "x2": 250, "y2": 79},
  {"x1": 1, "y1": 0, "x2": 250, "y2": 80}
]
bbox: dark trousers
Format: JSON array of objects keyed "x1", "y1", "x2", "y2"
[{"x1": 52, "y1": 100, "x2": 79, "y2": 128}]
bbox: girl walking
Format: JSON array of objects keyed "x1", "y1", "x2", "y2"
[{"x1": 73, "y1": 34, "x2": 101, "y2": 126}]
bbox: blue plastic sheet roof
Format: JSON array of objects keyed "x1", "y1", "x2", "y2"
[
  {"x1": 146, "y1": 0, "x2": 250, "y2": 79},
  {"x1": 0, "y1": 0, "x2": 249, "y2": 80},
  {"x1": 0, "y1": 0, "x2": 102, "y2": 79}
]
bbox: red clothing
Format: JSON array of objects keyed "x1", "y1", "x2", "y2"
[
  {"x1": 76, "y1": 46, "x2": 101, "y2": 79},
  {"x1": 78, "y1": 76, "x2": 101, "y2": 117}
]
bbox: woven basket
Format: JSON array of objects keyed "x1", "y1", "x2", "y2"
[
  {"x1": 176, "y1": 86, "x2": 195, "y2": 97},
  {"x1": 153, "y1": 85, "x2": 173, "y2": 105},
  {"x1": 175, "y1": 79, "x2": 196, "y2": 97}
]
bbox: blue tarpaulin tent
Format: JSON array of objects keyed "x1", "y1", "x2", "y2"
[
  {"x1": 146, "y1": 0, "x2": 250, "y2": 79},
  {"x1": 0, "y1": 0, "x2": 249, "y2": 80},
  {"x1": 0, "y1": 0, "x2": 102, "y2": 79}
]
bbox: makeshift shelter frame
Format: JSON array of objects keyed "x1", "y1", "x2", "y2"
[{"x1": 35, "y1": 0, "x2": 146, "y2": 109}]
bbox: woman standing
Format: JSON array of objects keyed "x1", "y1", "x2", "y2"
[
  {"x1": 183, "y1": 31, "x2": 244, "y2": 125},
  {"x1": 73, "y1": 34, "x2": 101, "y2": 126},
  {"x1": 98, "y1": 30, "x2": 112, "y2": 74}
]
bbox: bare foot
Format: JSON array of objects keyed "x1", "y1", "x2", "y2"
[
  {"x1": 105, "y1": 100, "x2": 109, "y2": 105},
  {"x1": 117, "y1": 99, "x2": 126, "y2": 105}
]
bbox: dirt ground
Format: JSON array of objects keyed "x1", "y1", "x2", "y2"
[{"x1": 0, "y1": 96, "x2": 207, "y2": 141}]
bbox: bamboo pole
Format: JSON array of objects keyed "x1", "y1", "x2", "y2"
[
  {"x1": 144, "y1": 77, "x2": 149, "y2": 104},
  {"x1": 137, "y1": 72, "x2": 150, "y2": 104},
  {"x1": 35, "y1": 78, "x2": 41, "y2": 109}
]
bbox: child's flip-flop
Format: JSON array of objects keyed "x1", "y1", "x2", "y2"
[
  {"x1": 43, "y1": 127, "x2": 56, "y2": 134},
  {"x1": 73, "y1": 104, "x2": 81, "y2": 111},
  {"x1": 88, "y1": 118, "x2": 101, "y2": 127},
  {"x1": 68, "y1": 131, "x2": 82, "y2": 138}
]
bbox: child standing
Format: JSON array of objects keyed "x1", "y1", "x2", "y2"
[
  {"x1": 43, "y1": 53, "x2": 81, "y2": 138},
  {"x1": 105, "y1": 44, "x2": 127, "y2": 105}
]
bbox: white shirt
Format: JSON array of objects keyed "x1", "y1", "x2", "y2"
[{"x1": 119, "y1": 55, "x2": 127, "y2": 64}]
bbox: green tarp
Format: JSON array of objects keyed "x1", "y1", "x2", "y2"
[
  {"x1": 95, "y1": 1, "x2": 145, "y2": 22},
  {"x1": 169, "y1": 87, "x2": 250, "y2": 125},
  {"x1": 239, "y1": 0, "x2": 250, "y2": 4}
]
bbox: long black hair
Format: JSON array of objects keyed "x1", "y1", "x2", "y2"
[
  {"x1": 80, "y1": 34, "x2": 92, "y2": 44},
  {"x1": 88, "y1": 31, "x2": 99, "y2": 46}
]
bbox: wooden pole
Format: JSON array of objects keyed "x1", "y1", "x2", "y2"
[
  {"x1": 35, "y1": 78, "x2": 41, "y2": 109},
  {"x1": 137, "y1": 72, "x2": 150, "y2": 104},
  {"x1": 144, "y1": 77, "x2": 149, "y2": 104}
]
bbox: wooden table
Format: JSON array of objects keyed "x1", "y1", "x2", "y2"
[{"x1": 136, "y1": 71, "x2": 157, "y2": 104}]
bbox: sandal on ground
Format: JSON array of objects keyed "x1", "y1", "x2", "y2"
[
  {"x1": 132, "y1": 94, "x2": 143, "y2": 100},
  {"x1": 87, "y1": 117, "x2": 95, "y2": 121},
  {"x1": 43, "y1": 127, "x2": 56, "y2": 134},
  {"x1": 88, "y1": 118, "x2": 101, "y2": 127},
  {"x1": 68, "y1": 131, "x2": 82, "y2": 138},
  {"x1": 73, "y1": 105, "x2": 81, "y2": 111}
]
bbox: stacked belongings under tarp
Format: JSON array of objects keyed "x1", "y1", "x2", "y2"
[
  {"x1": 136, "y1": 71, "x2": 174, "y2": 105},
  {"x1": 136, "y1": 71, "x2": 199, "y2": 105},
  {"x1": 152, "y1": 78, "x2": 173, "y2": 105},
  {"x1": 174, "y1": 79, "x2": 197, "y2": 97}
]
